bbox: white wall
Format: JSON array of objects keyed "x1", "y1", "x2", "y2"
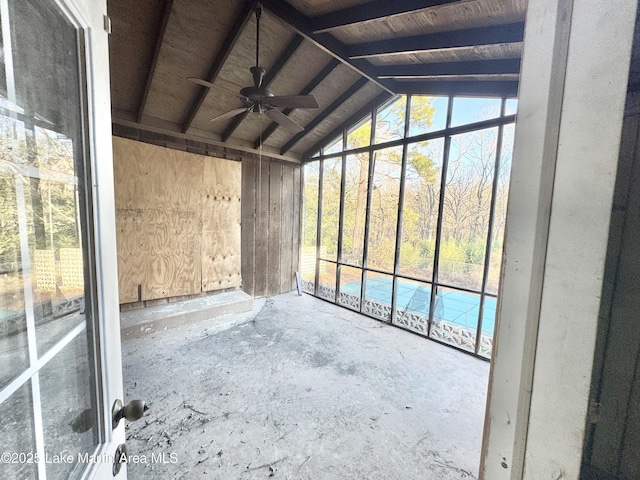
[{"x1": 480, "y1": 0, "x2": 638, "y2": 478}]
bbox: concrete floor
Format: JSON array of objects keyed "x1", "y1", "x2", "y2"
[{"x1": 122, "y1": 292, "x2": 490, "y2": 480}]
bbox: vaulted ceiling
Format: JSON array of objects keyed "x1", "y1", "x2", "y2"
[{"x1": 108, "y1": 0, "x2": 526, "y2": 161}]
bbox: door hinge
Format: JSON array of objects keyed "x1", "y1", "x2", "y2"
[{"x1": 103, "y1": 15, "x2": 112, "y2": 34}]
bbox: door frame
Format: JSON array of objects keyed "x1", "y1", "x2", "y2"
[{"x1": 54, "y1": 0, "x2": 126, "y2": 478}]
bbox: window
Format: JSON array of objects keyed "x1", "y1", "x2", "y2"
[{"x1": 303, "y1": 95, "x2": 516, "y2": 359}]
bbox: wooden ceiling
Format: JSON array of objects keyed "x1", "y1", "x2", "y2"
[{"x1": 108, "y1": 0, "x2": 527, "y2": 161}]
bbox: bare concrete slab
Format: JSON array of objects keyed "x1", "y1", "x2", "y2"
[
  {"x1": 120, "y1": 290, "x2": 254, "y2": 339},
  {"x1": 122, "y1": 292, "x2": 489, "y2": 479}
]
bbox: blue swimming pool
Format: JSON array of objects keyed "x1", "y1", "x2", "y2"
[{"x1": 341, "y1": 277, "x2": 496, "y2": 335}]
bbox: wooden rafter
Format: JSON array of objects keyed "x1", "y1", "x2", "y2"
[
  {"x1": 310, "y1": 0, "x2": 471, "y2": 33},
  {"x1": 392, "y1": 80, "x2": 519, "y2": 97},
  {"x1": 280, "y1": 77, "x2": 369, "y2": 155},
  {"x1": 261, "y1": 0, "x2": 395, "y2": 95},
  {"x1": 376, "y1": 59, "x2": 521, "y2": 79},
  {"x1": 253, "y1": 58, "x2": 340, "y2": 149},
  {"x1": 137, "y1": 0, "x2": 174, "y2": 123},
  {"x1": 181, "y1": 2, "x2": 253, "y2": 133},
  {"x1": 347, "y1": 22, "x2": 525, "y2": 59}
]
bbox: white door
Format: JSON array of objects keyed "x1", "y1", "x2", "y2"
[{"x1": 0, "y1": 0, "x2": 127, "y2": 478}]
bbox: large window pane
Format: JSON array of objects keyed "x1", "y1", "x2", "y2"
[
  {"x1": 399, "y1": 139, "x2": 444, "y2": 280},
  {"x1": 450, "y1": 97, "x2": 501, "y2": 127},
  {"x1": 394, "y1": 278, "x2": 432, "y2": 335},
  {"x1": 374, "y1": 96, "x2": 406, "y2": 144},
  {"x1": 0, "y1": 384, "x2": 37, "y2": 480},
  {"x1": 0, "y1": 169, "x2": 29, "y2": 388},
  {"x1": 346, "y1": 115, "x2": 371, "y2": 149},
  {"x1": 408, "y1": 95, "x2": 448, "y2": 137},
  {"x1": 317, "y1": 260, "x2": 336, "y2": 301},
  {"x1": 362, "y1": 271, "x2": 393, "y2": 321},
  {"x1": 430, "y1": 286, "x2": 480, "y2": 353},
  {"x1": 319, "y1": 158, "x2": 341, "y2": 261},
  {"x1": 366, "y1": 146, "x2": 402, "y2": 272},
  {"x1": 323, "y1": 136, "x2": 342, "y2": 155},
  {"x1": 338, "y1": 266, "x2": 362, "y2": 311},
  {"x1": 301, "y1": 162, "x2": 319, "y2": 292},
  {"x1": 40, "y1": 333, "x2": 96, "y2": 480},
  {"x1": 487, "y1": 124, "x2": 514, "y2": 294},
  {"x1": 341, "y1": 154, "x2": 368, "y2": 266},
  {"x1": 439, "y1": 128, "x2": 498, "y2": 290},
  {"x1": 478, "y1": 297, "x2": 497, "y2": 359}
]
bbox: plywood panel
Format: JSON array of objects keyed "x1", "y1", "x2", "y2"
[
  {"x1": 241, "y1": 156, "x2": 257, "y2": 296},
  {"x1": 201, "y1": 157, "x2": 242, "y2": 291},
  {"x1": 116, "y1": 210, "x2": 146, "y2": 303},
  {"x1": 279, "y1": 165, "x2": 294, "y2": 293},
  {"x1": 113, "y1": 136, "x2": 204, "y2": 212},
  {"x1": 114, "y1": 137, "x2": 242, "y2": 303},
  {"x1": 143, "y1": 209, "x2": 201, "y2": 301}
]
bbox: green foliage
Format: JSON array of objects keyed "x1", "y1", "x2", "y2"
[
  {"x1": 0, "y1": 122, "x2": 81, "y2": 267},
  {"x1": 439, "y1": 238, "x2": 466, "y2": 264},
  {"x1": 302, "y1": 95, "x2": 512, "y2": 291}
]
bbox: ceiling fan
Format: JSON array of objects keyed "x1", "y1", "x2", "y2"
[{"x1": 188, "y1": 2, "x2": 319, "y2": 133}]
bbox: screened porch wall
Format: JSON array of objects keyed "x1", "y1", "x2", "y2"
[{"x1": 301, "y1": 95, "x2": 516, "y2": 359}]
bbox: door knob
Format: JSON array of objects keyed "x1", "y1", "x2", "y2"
[{"x1": 112, "y1": 399, "x2": 148, "y2": 429}]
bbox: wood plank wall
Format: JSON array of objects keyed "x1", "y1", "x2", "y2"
[
  {"x1": 112, "y1": 136, "x2": 241, "y2": 304},
  {"x1": 584, "y1": 93, "x2": 640, "y2": 478},
  {"x1": 241, "y1": 155, "x2": 301, "y2": 297},
  {"x1": 111, "y1": 125, "x2": 303, "y2": 302}
]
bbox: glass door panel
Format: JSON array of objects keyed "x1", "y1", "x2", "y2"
[{"x1": 0, "y1": 0, "x2": 108, "y2": 478}]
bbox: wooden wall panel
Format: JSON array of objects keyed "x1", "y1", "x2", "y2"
[
  {"x1": 253, "y1": 160, "x2": 270, "y2": 296},
  {"x1": 240, "y1": 156, "x2": 302, "y2": 298},
  {"x1": 267, "y1": 163, "x2": 283, "y2": 296},
  {"x1": 586, "y1": 109, "x2": 640, "y2": 477},
  {"x1": 240, "y1": 156, "x2": 256, "y2": 296},
  {"x1": 201, "y1": 158, "x2": 242, "y2": 292},
  {"x1": 279, "y1": 165, "x2": 294, "y2": 293}
]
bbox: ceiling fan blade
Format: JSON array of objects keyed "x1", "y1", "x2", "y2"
[
  {"x1": 187, "y1": 77, "x2": 216, "y2": 89},
  {"x1": 266, "y1": 108, "x2": 304, "y2": 133},
  {"x1": 269, "y1": 95, "x2": 319, "y2": 109},
  {"x1": 210, "y1": 108, "x2": 249, "y2": 123}
]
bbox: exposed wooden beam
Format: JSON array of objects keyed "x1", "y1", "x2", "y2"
[
  {"x1": 181, "y1": 3, "x2": 253, "y2": 133},
  {"x1": 302, "y1": 92, "x2": 394, "y2": 159},
  {"x1": 392, "y1": 80, "x2": 519, "y2": 97},
  {"x1": 261, "y1": 0, "x2": 395, "y2": 94},
  {"x1": 222, "y1": 35, "x2": 304, "y2": 142},
  {"x1": 253, "y1": 58, "x2": 340, "y2": 149},
  {"x1": 137, "y1": 0, "x2": 174, "y2": 123},
  {"x1": 347, "y1": 22, "x2": 525, "y2": 59},
  {"x1": 311, "y1": 0, "x2": 471, "y2": 33},
  {"x1": 280, "y1": 77, "x2": 368, "y2": 155},
  {"x1": 376, "y1": 59, "x2": 521, "y2": 79}
]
